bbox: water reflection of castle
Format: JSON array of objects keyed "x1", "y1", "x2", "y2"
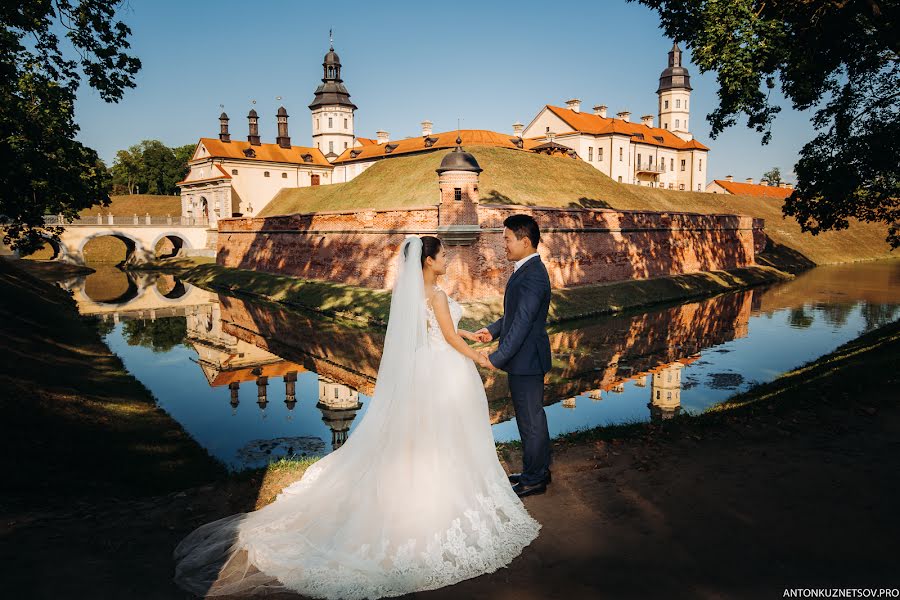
[
  {"x1": 561, "y1": 359, "x2": 692, "y2": 421},
  {"x1": 186, "y1": 301, "x2": 363, "y2": 449}
]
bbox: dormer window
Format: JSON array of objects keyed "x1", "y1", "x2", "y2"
[
  {"x1": 508, "y1": 137, "x2": 523, "y2": 149},
  {"x1": 384, "y1": 143, "x2": 398, "y2": 154},
  {"x1": 653, "y1": 136, "x2": 664, "y2": 143},
  {"x1": 454, "y1": 188, "x2": 462, "y2": 201},
  {"x1": 349, "y1": 149, "x2": 361, "y2": 158},
  {"x1": 302, "y1": 153, "x2": 313, "y2": 163},
  {"x1": 242, "y1": 148, "x2": 256, "y2": 158},
  {"x1": 424, "y1": 136, "x2": 439, "y2": 148}
]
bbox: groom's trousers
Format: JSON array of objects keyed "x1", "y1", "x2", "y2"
[{"x1": 508, "y1": 374, "x2": 551, "y2": 486}]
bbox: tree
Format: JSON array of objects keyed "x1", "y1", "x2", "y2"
[
  {"x1": 0, "y1": 1, "x2": 141, "y2": 253},
  {"x1": 110, "y1": 140, "x2": 195, "y2": 195},
  {"x1": 634, "y1": 0, "x2": 900, "y2": 248},
  {"x1": 762, "y1": 167, "x2": 782, "y2": 186}
]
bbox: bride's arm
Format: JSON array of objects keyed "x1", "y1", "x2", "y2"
[{"x1": 430, "y1": 291, "x2": 482, "y2": 361}]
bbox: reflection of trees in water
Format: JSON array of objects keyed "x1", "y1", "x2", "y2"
[
  {"x1": 817, "y1": 302, "x2": 855, "y2": 328},
  {"x1": 788, "y1": 307, "x2": 815, "y2": 329},
  {"x1": 861, "y1": 302, "x2": 899, "y2": 331},
  {"x1": 92, "y1": 316, "x2": 116, "y2": 336},
  {"x1": 122, "y1": 316, "x2": 187, "y2": 352}
]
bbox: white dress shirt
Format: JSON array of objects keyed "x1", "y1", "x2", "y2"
[{"x1": 513, "y1": 252, "x2": 540, "y2": 273}]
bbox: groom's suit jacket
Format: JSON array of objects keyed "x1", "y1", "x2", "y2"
[{"x1": 486, "y1": 255, "x2": 552, "y2": 376}]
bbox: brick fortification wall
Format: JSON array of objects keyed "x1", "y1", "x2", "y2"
[{"x1": 216, "y1": 203, "x2": 763, "y2": 301}]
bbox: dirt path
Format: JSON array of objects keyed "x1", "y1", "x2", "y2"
[{"x1": 4, "y1": 379, "x2": 897, "y2": 599}]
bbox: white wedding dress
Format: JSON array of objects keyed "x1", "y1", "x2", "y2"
[{"x1": 173, "y1": 236, "x2": 541, "y2": 599}]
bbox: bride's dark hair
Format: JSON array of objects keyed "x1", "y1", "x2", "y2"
[{"x1": 419, "y1": 235, "x2": 442, "y2": 268}]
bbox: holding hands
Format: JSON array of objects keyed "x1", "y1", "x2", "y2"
[{"x1": 458, "y1": 328, "x2": 497, "y2": 370}]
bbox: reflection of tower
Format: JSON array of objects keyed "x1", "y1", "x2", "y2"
[
  {"x1": 588, "y1": 389, "x2": 602, "y2": 401},
  {"x1": 634, "y1": 375, "x2": 648, "y2": 388},
  {"x1": 228, "y1": 381, "x2": 240, "y2": 414},
  {"x1": 284, "y1": 371, "x2": 298, "y2": 412},
  {"x1": 648, "y1": 363, "x2": 683, "y2": 421},
  {"x1": 315, "y1": 375, "x2": 362, "y2": 450},
  {"x1": 255, "y1": 370, "x2": 269, "y2": 416},
  {"x1": 562, "y1": 397, "x2": 577, "y2": 409}
]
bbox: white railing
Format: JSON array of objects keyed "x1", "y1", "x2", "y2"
[{"x1": 43, "y1": 214, "x2": 210, "y2": 227}]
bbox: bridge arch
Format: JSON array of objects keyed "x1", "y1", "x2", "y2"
[
  {"x1": 34, "y1": 234, "x2": 75, "y2": 263},
  {"x1": 77, "y1": 230, "x2": 147, "y2": 265},
  {"x1": 150, "y1": 231, "x2": 193, "y2": 259}
]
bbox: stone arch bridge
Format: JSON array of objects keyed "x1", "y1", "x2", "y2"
[{"x1": 39, "y1": 215, "x2": 213, "y2": 265}]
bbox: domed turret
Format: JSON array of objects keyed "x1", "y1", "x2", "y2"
[
  {"x1": 309, "y1": 36, "x2": 357, "y2": 161},
  {"x1": 657, "y1": 41, "x2": 693, "y2": 139},
  {"x1": 657, "y1": 42, "x2": 692, "y2": 93},
  {"x1": 436, "y1": 136, "x2": 483, "y2": 174}
]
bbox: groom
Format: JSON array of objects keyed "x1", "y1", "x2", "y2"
[{"x1": 475, "y1": 214, "x2": 552, "y2": 498}]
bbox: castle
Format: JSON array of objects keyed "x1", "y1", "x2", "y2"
[{"x1": 178, "y1": 42, "x2": 708, "y2": 225}]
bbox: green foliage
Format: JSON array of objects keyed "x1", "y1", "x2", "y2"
[
  {"x1": 110, "y1": 140, "x2": 193, "y2": 195},
  {"x1": 634, "y1": 0, "x2": 900, "y2": 248},
  {"x1": 0, "y1": 1, "x2": 140, "y2": 254},
  {"x1": 121, "y1": 317, "x2": 187, "y2": 352},
  {"x1": 762, "y1": 167, "x2": 782, "y2": 186}
]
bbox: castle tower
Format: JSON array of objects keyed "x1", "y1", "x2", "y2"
[
  {"x1": 657, "y1": 42, "x2": 693, "y2": 141},
  {"x1": 315, "y1": 375, "x2": 363, "y2": 451},
  {"x1": 247, "y1": 109, "x2": 261, "y2": 146},
  {"x1": 309, "y1": 37, "x2": 357, "y2": 162},
  {"x1": 275, "y1": 106, "x2": 291, "y2": 149},
  {"x1": 435, "y1": 137, "x2": 481, "y2": 244},
  {"x1": 648, "y1": 363, "x2": 683, "y2": 421},
  {"x1": 218, "y1": 112, "x2": 230, "y2": 143}
]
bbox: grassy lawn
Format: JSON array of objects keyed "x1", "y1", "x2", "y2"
[{"x1": 78, "y1": 193, "x2": 182, "y2": 218}]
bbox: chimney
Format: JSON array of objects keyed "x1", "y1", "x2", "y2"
[
  {"x1": 275, "y1": 106, "x2": 291, "y2": 149},
  {"x1": 617, "y1": 110, "x2": 631, "y2": 122},
  {"x1": 745, "y1": 177, "x2": 754, "y2": 184},
  {"x1": 512, "y1": 122, "x2": 524, "y2": 137},
  {"x1": 376, "y1": 130, "x2": 390, "y2": 145},
  {"x1": 786, "y1": 183, "x2": 794, "y2": 189},
  {"x1": 421, "y1": 120, "x2": 433, "y2": 137},
  {"x1": 565, "y1": 98, "x2": 582, "y2": 113},
  {"x1": 219, "y1": 112, "x2": 231, "y2": 143},
  {"x1": 641, "y1": 114, "x2": 654, "y2": 127},
  {"x1": 247, "y1": 109, "x2": 261, "y2": 146},
  {"x1": 725, "y1": 175, "x2": 733, "y2": 182},
  {"x1": 545, "y1": 131, "x2": 555, "y2": 143},
  {"x1": 760, "y1": 178, "x2": 769, "y2": 186},
  {"x1": 593, "y1": 105, "x2": 607, "y2": 118}
]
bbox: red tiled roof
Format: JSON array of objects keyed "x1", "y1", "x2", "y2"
[
  {"x1": 355, "y1": 138, "x2": 378, "y2": 146},
  {"x1": 333, "y1": 129, "x2": 538, "y2": 163},
  {"x1": 194, "y1": 138, "x2": 331, "y2": 166},
  {"x1": 712, "y1": 180, "x2": 793, "y2": 199},
  {"x1": 177, "y1": 163, "x2": 233, "y2": 186},
  {"x1": 540, "y1": 105, "x2": 710, "y2": 151}
]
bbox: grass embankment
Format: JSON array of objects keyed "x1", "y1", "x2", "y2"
[
  {"x1": 0, "y1": 258, "x2": 227, "y2": 505},
  {"x1": 263, "y1": 146, "x2": 893, "y2": 267},
  {"x1": 173, "y1": 262, "x2": 791, "y2": 328},
  {"x1": 509, "y1": 314, "x2": 900, "y2": 452}
]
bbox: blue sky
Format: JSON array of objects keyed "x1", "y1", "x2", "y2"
[{"x1": 74, "y1": 0, "x2": 816, "y2": 183}]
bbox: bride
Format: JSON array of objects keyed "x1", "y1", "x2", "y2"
[{"x1": 173, "y1": 235, "x2": 541, "y2": 599}]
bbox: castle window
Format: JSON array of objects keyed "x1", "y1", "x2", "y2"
[
  {"x1": 680, "y1": 159, "x2": 686, "y2": 171},
  {"x1": 637, "y1": 153, "x2": 641, "y2": 167},
  {"x1": 675, "y1": 119, "x2": 680, "y2": 128},
  {"x1": 598, "y1": 148, "x2": 603, "y2": 161},
  {"x1": 664, "y1": 123, "x2": 668, "y2": 129},
  {"x1": 699, "y1": 159, "x2": 702, "y2": 171},
  {"x1": 684, "y1": 119, "x2": 688, "y2": 129},
  {"x1": 344, "y1": 118, "x2": 348, "y2": 128},
  {"x1": 264, "y1": 171, "x2": 270, "y2": 177},
  {"x1": 664, "y1": 100, "x2": 669, "y2": 109},
  {"x1": 316, "y1": 119, "x2": 319, "y2": 129},
  {"x1": 282, "y1": 172, "x2": 287, "y2": 178},
  {"x1": 328, "y1": 117, "x2": 333, "y2": 128},
  {"x1": 679, "y1": 183, "x2": 685, "y2": 190},
  {"x1": 619, "y1": 147, "x2": 623, "y2": 161},
  {"x1": 344, "y1": 142, "x2": 348, "y2": 149},
  {"x1": 618, "y1": 176, "x2": 622, "y2": 182},
  {"x1": 454, "y1": 188, "x2": 462, "y2": 201},
  {"x1": 231, "y1": 169, "x2": 238, "y2": 175},
  {"x1": 546, "y1": 126, "x2": 550, "y2": 133},
  {"x1": 676, "y1": 99, "x2": 681, "y2": 108},
  {"x1": 671, "y1": 158, "x2": 674, "y2": 170},
  {"x1": 588, "y1": 147, "x2": 593, "y2": 161},
  {"x1": 329, "y1": 141, "x2": 334, "y2": 153},
  {"x1": 669, "y1": 183, "x2": 674, "y2": 189}
]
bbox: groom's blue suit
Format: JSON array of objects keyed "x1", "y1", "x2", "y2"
[{"x1": 487, "y1": 254, "x2": 552, "y2": 487}]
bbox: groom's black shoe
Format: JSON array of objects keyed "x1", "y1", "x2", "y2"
[
  {"x1": 512, "y1": 480, "x2": 547, "y2": 498},
  {"x1": 508, "y1": 471, "x2": 551, "y2": 485}
]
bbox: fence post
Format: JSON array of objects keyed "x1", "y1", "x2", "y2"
[
  {"x1": 145, "y1": 213, "x2": 151, "y2": 225},
  {"x1": 166, "y1": 214, "x2": 172, "y2": 225},
  {"x1": 97, "y1": 214, "x2": 102, "y2": 224},
  {"x1": 107, "y1": 213, "x2": 114, "y2": 225},
  {"x1": 133, "y1": 213, "x2": 139, "y2": 225}
]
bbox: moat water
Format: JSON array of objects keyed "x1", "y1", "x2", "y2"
[{"x1": 59, "y1": 260, "x2": 900, "y2": 471}]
